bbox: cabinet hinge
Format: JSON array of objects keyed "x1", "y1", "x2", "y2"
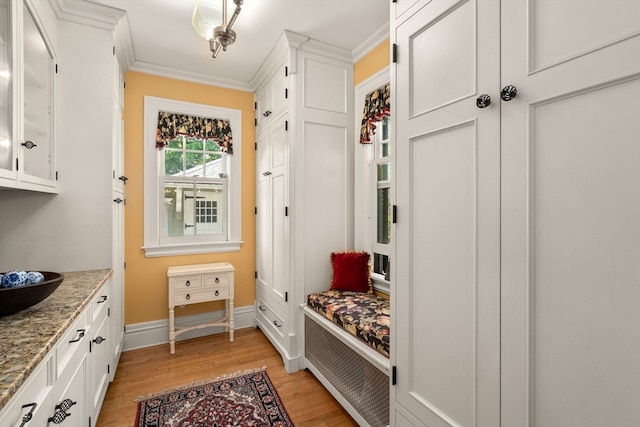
[
  {"x1": 108, "y1": 364, "x2": 110, "y2": 374},
  {"x1": 392, "y1": 44, "x2": 398, "y2": 63},
  {"x1": 285, "y1": 206, "x2": 288, "y2": 217},
  {"x1": 89, "y1": 416, "x2": 92, "y2": 427},
  {"x1": 392, "y1": 366, "x2": 397, "y2": 385},
  {"x1": 108, "y1": 307, "x2": 111, "y2": 317},
  {"x1": 285, "y1": 292, "x2": 288, "y2": 302},
  {"x1": 55, "y1": 63, "x2": 58, "y2": 73},
  {"x1": 15, "y1": 158, "x2": 18, "y2": 171},
  {"x1": 285, "y1": 88, "x2": 288, "y2": 99},
  {"x1": 285, "y1": 121, "x2": 288, "y2": 131},
  {"x1": 285, "y1": 66, "x2": 288, "y2": 77},
  {"x1": 56, "y1": 171, "x2": 59, "y2": 181},
  {"x1": 254, "y1": 102, "x2": 257, "y2": 110},
  {"x1": 254, "y1": 118, "x2": 257, "y2": 127},
  {"x1": 113, "y1": 46, "x2": 115, "y2": 55},
  {"x1": 255, "y1": 271, "x2": 258, "y2": 279},
  {"x1": 89, "y1": 341, "x2": 92, "y2": 353},
  {"x1": 392, "y1": 205, "x2": 397, "y2": 223},
  {"x1": 255, "y1": 142, "x2": 258, "y2": 151},
  {"x1": 123, "y1": 81, "x2": 126, "y2": 89},
  {"x1": 254, "y1": 206, "x2": 257, "y2": 215},
  {"x1": 392, "y1": 0, "x2": 397, "y2": 3}
]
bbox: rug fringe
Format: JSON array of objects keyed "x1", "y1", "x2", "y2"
[{"x1": 134, "y1": 366, "x2": 267, "y2": 402}]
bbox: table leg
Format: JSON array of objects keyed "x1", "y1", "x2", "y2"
[
  {"x1": 229, "y1": 299, "x2": 234, "y2": 342},
  {"x1": 169, "y1": 307, "x2": 176, "y2": 354}
]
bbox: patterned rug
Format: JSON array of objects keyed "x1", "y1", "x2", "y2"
[{"x1": 135, "y1": 367, "x2": 293, "y2": 426}]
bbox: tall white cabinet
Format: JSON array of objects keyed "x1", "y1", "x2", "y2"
[
  {"x1": 253, "y1": 30, "x2": 354, "y2": 372},
  {"x1": 391, "y1": 0, "x2": 640, "y2": 426}
]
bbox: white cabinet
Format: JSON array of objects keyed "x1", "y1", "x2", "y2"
[
  {"x1": 0, "y1": 278, "x2": 114, "y2": 427},
  {"x1": 0, "y1": 0, "x2": 57, "y2": 192},
  {"x1": 392, "y1": 0, "x2": 640, "y2": 426},
  {"x1": 253, "y1": 30, "x2": 354, "y2": 373}
]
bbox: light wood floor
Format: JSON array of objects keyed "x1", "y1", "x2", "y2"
[{"x1": 97, "y1": 327, "x2": 358, "y2": 427}]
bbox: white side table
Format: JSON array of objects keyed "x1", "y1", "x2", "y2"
[{"x1": 167, "y1": 262, "x2": 235, "y2": 354}]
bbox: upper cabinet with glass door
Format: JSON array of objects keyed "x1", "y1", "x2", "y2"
[{"x1": 0, "y1": 0, "x2": 57, "y2": 192}]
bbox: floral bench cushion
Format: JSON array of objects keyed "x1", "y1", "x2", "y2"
[{"x1": 307, "y1": 290, "x2": 390, "y2": 358}]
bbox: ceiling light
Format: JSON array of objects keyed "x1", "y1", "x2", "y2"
[{"x1": 192, "y1": 0, "x2": 243, "y2": 59}]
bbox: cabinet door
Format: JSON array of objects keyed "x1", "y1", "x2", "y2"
[
  {"x1": 256, "y1": 115, "x2": 289, "y2": 312},
  {"x1": 20, "y1": 0, "x2": 55, "y2": 186},
  {"x1": 0, "y1": 0, "x2": 15, "y2": 179},
  {"x1": 48, "y1": 355, "x2": 87, "y2": 427},
  {"x1": 88, "y1": 305, "x2": 110, "y2": 422},
  {"x1": 500, "y1": 0, "x2": 640, "y2": 425},
  {"x1": 392, "y1": 0, "x2": 501, "y2": 425}
]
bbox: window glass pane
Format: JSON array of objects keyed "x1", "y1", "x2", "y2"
[
  {"x1": 164, "y1": 150, "x2": 184, "y2": 175},
  {"x1": 164, "y1": 181, "x2": 225, "y2": 237},
  {"x1": 203, "y1": 153, "x2": 223, "y2": 177},
  {"x1": 377, "y1": 187, "x2": 391, "y2": 244},
  {"x1": 166, "y1": 137, "x2": 183, "y2": 149},
  {"x1": 164, "y1": 181, "x2": 192, "y2": 236},
  {"x1": 373, "y1": 253, "x2": 390, "y2": 279},
  {"x1": 377, "y1": 162, "x2": 390, "y2": 182},
  {"x1": 205, "y1": 140, "x2": 219, "y2": 151},
  {"x1": 185, "y1": 152, "x2": 203, "y2": 174},
  {"x1": 185, "y1": 138, "x2": 203, "y2": 150},
  {"x1": 381, "y1": 117, "x2": 389, "y2": 141},
  {"x1": 194, "y1": 182, "x2": 224, "y2": 236}
]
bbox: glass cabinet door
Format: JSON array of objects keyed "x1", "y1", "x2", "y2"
[
  {"x1": 0, "y1": 0, "x2": 13, "y2": 176},
  {"x1": 22, "y1": 1, "x2": 54, "y2": 182}
]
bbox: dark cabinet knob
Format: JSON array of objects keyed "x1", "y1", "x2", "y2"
[
  {"x1": 501, "y1": 85, "x2": 517, "y2": 101},
  {"x1": 118, "y1": 175, "x2": 128, "y2": 184},
  {"x1": 21, "y1": 140, "x2": 37, "y2": 149},
  {"x1": 114, "y1": 198, "x2": 124, "y2": 204},
  {"x1": 476, "y1": 94, "x2": 491, "y2": 108}
]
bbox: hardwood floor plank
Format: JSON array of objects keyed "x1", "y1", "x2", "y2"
[{"x1": 97, "y1": 327, "x2": 358, "y2": 427}]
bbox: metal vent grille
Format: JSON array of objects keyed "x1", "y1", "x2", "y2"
[{"x1": 305, "y1": 317, "x2": 389, "y2": 427}]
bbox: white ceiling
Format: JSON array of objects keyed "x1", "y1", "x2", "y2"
[{"x1": 89, "y1": 0, "x2": 390, "y2": 90}]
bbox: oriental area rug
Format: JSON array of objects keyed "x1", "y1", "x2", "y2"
[{"x1": 135, "y1": 367, "x2": 294, "y2": 427}]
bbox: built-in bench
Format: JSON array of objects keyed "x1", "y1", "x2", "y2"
[{"x1": 302, "y1": 290, "x2": 390, "y2": 427}]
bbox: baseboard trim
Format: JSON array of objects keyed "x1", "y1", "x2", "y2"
[{"x1": 123, "y1": 305, "x2": 256, "y2": 351}]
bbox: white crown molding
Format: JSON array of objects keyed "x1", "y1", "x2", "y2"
[
  {"x1": 50, "y1": 0, "x2": 125, "y2": 30},
  {"x1": 352, "y1": 25, "x2": 390, "y2": 63},
  {"x1": 130, "y1": 61, "x2": 253, "y2": 92}
]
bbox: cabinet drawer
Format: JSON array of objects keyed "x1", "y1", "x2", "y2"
[
  {"x1": 173, "y1": 275, "x2": 202, "y2": 290},
  {"x1": 91, "y1": 283, "x2": 110, "y2": 322},
  {"x1": 56, "y1": 309, "x2": 89, "y2": 378},
  {"x1": 203, "y1": 273, "x2": 229, "y2": 287},
  {"x1": 0, "y1": 354, "x2": 53, "y2": 427},
  {"x1": 256, "y1": 299, "x2": 286, "y2": 338}
]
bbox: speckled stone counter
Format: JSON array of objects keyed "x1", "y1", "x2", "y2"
[{"x1": 0, "y1": 269, "x2": 112, "y2": 412}]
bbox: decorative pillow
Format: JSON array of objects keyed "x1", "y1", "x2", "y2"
[{"x1": 330, "y1": 251, "x2": 372, "y2": 293}]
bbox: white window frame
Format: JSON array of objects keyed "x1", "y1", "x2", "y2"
[
  {"x1": 354, "y1": 67, "x2": 390, "y2": 294},
  {"x1": 142, "y1": 96, "x2": 242, "y2": 257}
]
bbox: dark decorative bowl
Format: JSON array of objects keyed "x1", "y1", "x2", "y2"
[{"x1": 0, "y1": 272, "x2": 65, "y2": 316}]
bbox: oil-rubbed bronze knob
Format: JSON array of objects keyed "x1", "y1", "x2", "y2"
[
  {"x1": 476, "y1": 94, "x2": 491, "y2": 108},
  {"x1": 501, "y1": 85, "x2": 517, "y2": 101}
]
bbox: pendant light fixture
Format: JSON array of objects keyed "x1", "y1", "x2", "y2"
[{"x1": 192, "y1": 0, "x2": 244, "y2": 58}]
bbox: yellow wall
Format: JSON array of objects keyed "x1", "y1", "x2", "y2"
[
  {"x1": 123, "y1": 72, "x2": 255, "y2": 325},
  {"x1": 354, "y1": 38, "x2": 390, "y2": 86}
]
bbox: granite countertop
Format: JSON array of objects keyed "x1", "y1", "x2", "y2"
[{"x1": 0, "y1": 269, "x2": 113, "y2": 412}]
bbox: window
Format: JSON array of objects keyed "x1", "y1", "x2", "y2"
[
  {"x1": 143, "y1": 97, "x2": 242, "y2": 257},
  {"x1": 354, "y1": 70, "x2": 391, "y2": 293},
  {"x1": 372, "y1": 116, "x2": 391, "y2": 281}
]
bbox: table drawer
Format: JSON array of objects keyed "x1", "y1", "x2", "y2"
[
  {"x1": 174, "y1": 289, "x2": 211, "y2": 305},
  {"x1": 203, "y1": 273, "x2": 230, "y2": 287},
  {"x1": 173, "y1": 275, "x2": 202, "y2": 290}
]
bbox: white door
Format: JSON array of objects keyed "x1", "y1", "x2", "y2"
[
  {"x1": 393, "y1": 0, "x2": 501, "y2": 425},
  {"x1": 500, "y1": 1, "x2": 640, "y2": 425}
]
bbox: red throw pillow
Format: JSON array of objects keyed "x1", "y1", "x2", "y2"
[{"x1": 330, "y1": 252, "x2": 372, "y2": 293}]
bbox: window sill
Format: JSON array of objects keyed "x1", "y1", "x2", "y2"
[{"x1": 142, "y1": 241, "x2": 243, "y2": 258}]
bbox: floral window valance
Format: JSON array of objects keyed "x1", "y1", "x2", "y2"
[
  {"x1": 156, "y1": 111, "x2": 234, "y2": 154},
  {"x1": 359, "y1": 83, "x2": 390, "y2": 144}
]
